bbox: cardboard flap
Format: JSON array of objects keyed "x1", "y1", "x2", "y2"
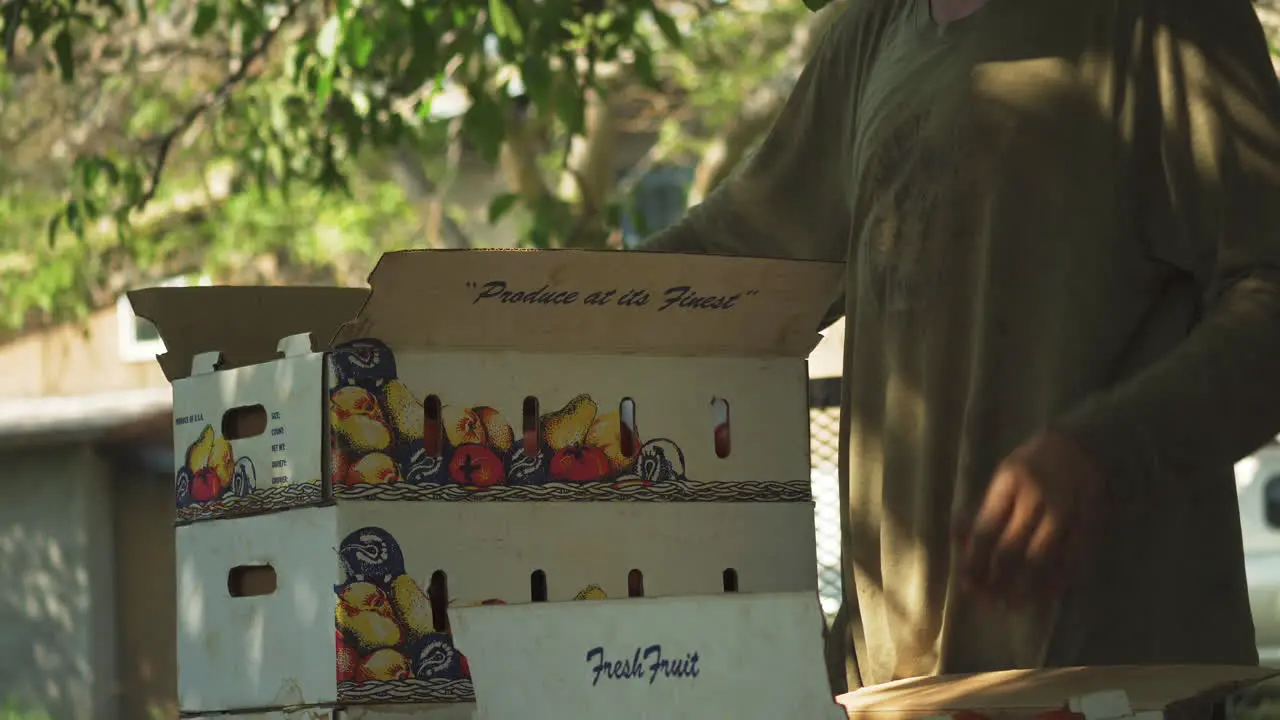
[
  {"x1": 450, "y1": 591, "x2": 846, "y2": 720},
  {"x1": 128, "y1": 286, "x2": 368, "y2": 380},
  {"x1": 333, "y1": 249, "x2": 844, "y2": 357},
  {"x1": 838, "y1": 665, "x2": 1278, "y2": 720}
]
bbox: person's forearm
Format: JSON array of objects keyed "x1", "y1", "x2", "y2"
[{"x1": 1055, "y1": 272, "x2": 1280, "y2": 492}]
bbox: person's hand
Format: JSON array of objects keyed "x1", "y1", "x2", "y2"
[{"x1": 954, "y1": 432, "x2": 1105, "y2": 606}]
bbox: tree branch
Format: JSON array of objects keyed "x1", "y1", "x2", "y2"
[
  {"x1": 133, "y1": 0, "x2": 306, "y2": 210},
  {"x1": 559, "y1": 88, "x2": 616, "y2": 248},
  {"x1": 558, "y1": 88, "x2": 613, "y2": 213},
  {"x1": 498, "y1": 101, "x2": 553, "y2": 206}
]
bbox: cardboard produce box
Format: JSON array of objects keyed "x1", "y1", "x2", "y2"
[
  {"x1": 131, "y1": 250, "x2": 842, "y2": 524},
  {"x1": 128, "y1": 285, "x2": 370, "y2": 519},
  {"x1": 838, "y1": 665, "x2": 1278, "y2": 720},
  {"x1": 135, "y1": 249, "x2": 844, "y2": 714},
  {"x1": 449, "y1": 591, "x2": 847, "y2": 719}
]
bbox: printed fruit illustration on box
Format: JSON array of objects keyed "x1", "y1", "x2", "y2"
[
  {"x1": 175, "y1": 424, "x2": 259, "y2": 509},
  {"x1": 574, "y1": 584, "x2": 608, "y2": 601},
  {"x1": 335, "y1": 527, "x2": 471, "y2": 702},
  {"x1": 335, "y1": 526, "x2": 608, "y2": 703},
  {"x1": 328, "y1": 339, "x2": 694, "y2": 502}
]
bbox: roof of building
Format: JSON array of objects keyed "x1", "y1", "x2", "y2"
[{"x1": 0, "y1": 387, "x2": 172, "y2": 449}]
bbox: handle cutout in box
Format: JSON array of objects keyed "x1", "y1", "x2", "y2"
[
  {"x1": 228, "y1": 565, "x2": 277, "y2": 597},
  {"x1": 723, "y1": 568, "x2": 739, "y2": 592},
  {"x1": 428, "y1": 570, "x2": 450, "y2": 631},
  {"x1": 619, "y1": 397, "x2": 638, "y2": 458},
  {"x1": 627, "y1": 568, "x2": 645, "y2": 598},
  {"x1": 522, "y1": 396, "x2": 540, "y2": 456},
  {"x1": 222, "y1": 404, "x2": 268, "y2": 440},
  {"x1": 530, "y1": 569, "x2": 548, "y2": 602},
  {"x1": 423, "y1": 395, "x2": 443, "y2": 457},
  {"x1": 711, "y1": 397, "x2": 732, "y2": 458}
]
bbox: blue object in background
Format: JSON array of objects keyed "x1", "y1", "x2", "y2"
[{"x1": 619, "y1": 165, "x2": 695, "y2": 248}]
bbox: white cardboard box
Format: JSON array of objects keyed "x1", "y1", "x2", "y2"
[
  {"x1": 178, "y1": 593, "x2": 846, "y2": 720},
  {"x1": 450, "y1": 591, "x2": 847, "y2": 720},
  {"x1": 133, "y1": 249, "x2": 845, "y2": 714}
]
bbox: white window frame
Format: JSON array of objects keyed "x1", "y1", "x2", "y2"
[{"x1": 116, "y1": 274, "x2": 212, "y2": 363}]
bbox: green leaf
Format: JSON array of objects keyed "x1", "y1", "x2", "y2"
[
  {"x1": 632, "y1": 46, "x2": 657, "y2": 87},
  {"x1": 80, "y1": 159, "x2": 98, "y2": 190},
  {"x1": 648, "y1": 7, "x2": 682, "y2": 48},
  {"x1": 134, "y1": 0, "x2": 149, "y2": 22},
  {"x1": 315, "y1": 74, "x2": 333, "y2": 107},
  {"x1": 121, "y1": 166, "x2": 143, "y2": 202},
  {"x1": 102, "y1": 159, "x2": 120, "y2": 184},
  {"x1": 397, "y1": 10, "x2": 438, "y2": 91},
  {"x1": 487, "y1": 0, "x2": 523, "y2": 45},
  {"x1": 462, "y1": 93, "x2": 506, "y2": 163},
  {"x1": 53, "y1": 26, "x2": 74, "y2": 82},
  {"x1": 26, "y1": 6, "x2": 52, "y2": 41},
  {"x1": 350, "y1": 30, "x2": 374, "y2": 67},
  {"x1": 192, "y1": 1, "x2": 218, "y2": 37},
  {"x1": 487, "y1": 193, "x2": 519, "y2": 224},
  {"x1": 520, "y1": 58, "x2": 552, "y2": 106},
  {"x1": 65, "y1": 201, "x2": 84, "y2": 237},
  {"x1": 552, "y1": 73, "x2": 584, "y2": 135},
  {"x1": 46, "y1": 214, "x2": 62, "y2": 247},
  {"x1": 129, "y1": 98, "x2": 171, "y2": 133}
]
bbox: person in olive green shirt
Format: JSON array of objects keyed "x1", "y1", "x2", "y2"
[{"x1": 640, "y1": 0, "x2": 1280, "y2": 692}]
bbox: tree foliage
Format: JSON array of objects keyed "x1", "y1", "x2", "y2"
[
  {"x1": 0, "y1": 0, "x2": 832, "y2": 330},
  {"x1": 2, "y1": 0, "x2": 1279, "y2": 332}
]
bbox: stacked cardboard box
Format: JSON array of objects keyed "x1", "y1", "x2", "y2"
[
  {"x1": 133, "y1": 249, "x2": 848, "y2": 719},
  {"x1": 136, "y1": 249, "x2": 1273, "y2": 719}
]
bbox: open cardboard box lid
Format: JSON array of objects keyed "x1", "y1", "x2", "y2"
[
  {"x1": 838, "y1": 665, "x2": 1278, "y2": 720},
  {"x1": 129, "y1": 250, "x2": 844, "y2": 381},
  {"x1": 128, "y1": 286, "x2": 368, "y2": 380},
  {"x1": 332, "y1": 249, "x2": 844, "y2": 357}
]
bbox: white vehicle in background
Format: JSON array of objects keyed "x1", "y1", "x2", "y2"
[{"x1": 1237, "y1": 444, "x2": 1280, "y2": 666}]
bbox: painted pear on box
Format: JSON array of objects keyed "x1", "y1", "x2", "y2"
[
  {"x1": 336, "y1": 581, "x2": 404, "y2": 654},
  {"x1": 382, "y1": 380, "x2": 425, "y2": 442},
  {"x1": 331, "y1": 386, "x2": 394, "y2": 454}
]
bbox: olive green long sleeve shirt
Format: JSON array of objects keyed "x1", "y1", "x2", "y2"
[{"x1": 642, "y1": 0, "x2": 1279, "y2": 689}]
